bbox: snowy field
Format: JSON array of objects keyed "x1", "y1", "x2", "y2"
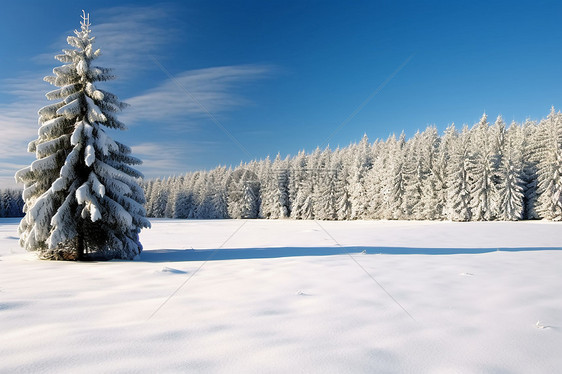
[{"x1": 1, "y1": 218, "x2": 561, "y2": 373}]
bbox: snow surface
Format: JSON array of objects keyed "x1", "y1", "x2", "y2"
[{"x1": 1, "y1": 218, "x2": 561, "y2": 373}]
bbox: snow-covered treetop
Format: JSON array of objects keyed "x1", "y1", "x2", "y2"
[{"x1": 79, "y1": 10, "x2": 91, "y2": 35}]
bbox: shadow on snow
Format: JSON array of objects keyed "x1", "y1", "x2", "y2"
[{"x1": 139, "y1": 246, "x2": 561, "y2": 263}]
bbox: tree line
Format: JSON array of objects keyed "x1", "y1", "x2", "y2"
[
  {"x1": 0, "y1": 189, "x2": 25, "y2": 217},
  {"x1": 143, "y1": 108, "x2": 562, "y2": 221}
]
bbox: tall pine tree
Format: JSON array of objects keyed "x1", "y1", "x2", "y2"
[
  {"x1": 446, "y1": 125, "x2": 472, "y2": 221},
  {"x1": 496, "y1": 122, "x2": 525, "y2": 220},
  {"x1": 15, "y1": 12, "x2": 150, "y2": 260},
  {"x1": 468, "y1": 114, "x2": 500, "y2": 221},
  {"x1": 533, "y1": 108, "x2": 562, "y2": 220}
]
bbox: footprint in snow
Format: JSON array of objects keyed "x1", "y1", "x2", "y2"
[
  {"x1": 459, "y1": 272, "x2": 474, "y2": 276},
  {"x1": 536, "y1": 321, "x2": 550, "y2": 329},
  {"x1": 296, "y1": 290, "x2": 310, "y2": 296},
  {"x1": 159, "y1": 266, "x2": 187, "y2": 274}
]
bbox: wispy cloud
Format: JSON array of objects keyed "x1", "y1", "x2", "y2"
[
  {"x1": 131, "y1": 141, "x2": 222, "y2": 179},
  {"x1": 34, "y1": 5, "x2": 173, "y2": 78},
  {"x1": 0, "y1": 76, "x2": 49, "y2": 165},
  {"x1": 122, "y1": 64, "x2": 273, "y2": 127},
  {"x1": 92, "y1": 6, "x2": 174, "y2": 77}
]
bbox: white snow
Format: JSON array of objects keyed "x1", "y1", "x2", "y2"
[{"x1": 1, "y1": 218, "x2": 561, "y2": 373}]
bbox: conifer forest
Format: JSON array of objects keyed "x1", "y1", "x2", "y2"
[{"x1": 144, "y1": 109, "x2": 562, "y2": 222}]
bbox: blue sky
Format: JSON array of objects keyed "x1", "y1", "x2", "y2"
[{"x1": 1, "y1": 0, "x2": 562, "y2": 186}]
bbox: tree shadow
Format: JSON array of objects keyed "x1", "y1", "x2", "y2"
[{"x1": 138, "y1": 246, "x2": 561, "y2": 263}]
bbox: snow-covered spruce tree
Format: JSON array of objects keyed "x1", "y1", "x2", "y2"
[
  {"x1": 273, "y1": 155, "x2": 291, "y2": 218},
  {"x1": 348, "y1": 135, "x2": 372, "y2": 219},
  {"x1": 0, "y1": 189, "x2": 25, "y2": 217},
  {"x1": 195, "y1": 173, "x2": 213, "y2": 218},
  {"x1": 171, "y1": 173, "x2": 191, "y2": 218},
  {"x1": 314, "y1": 149, "x2": 339, "y2": 220},
  {"x1": 533, "y1": 107, "x2": 562, "y2": 220},
  {"x1": 0, "y1": 191, "x2": 5, "y2": 217},
  {"x1": 521, "y1": 120, "x2": 540, "y2": 219},
  {"x1": 287, "y1": 150, "x2": 306, "y2": 218},
  {"x1": 177, "y1": 172, "x2": 200, "y2": 219},
  {"x1": 418, "y1": 126, "x2": 442, "y2": 220},
  {"x1": 377, "y1": 134, "x2": 400, "y2": 219},
  {"x1": 196, "y1": 168, "x2": 228, "y2": 219},
  {"x1": 496, "y1": 122, "x2": 525, "y2": 220},
  {"x1": 434, "y1": 124, "x2": 456, "y2": 219},
  {"x1": 258, "y1": 155, "x2": 290, "y2": 219},
  {"x1": 445, "y1": 125, "x2": 472, "y2": 221},
  {"x1": 333, "y1": 148, "x2": 352, "y2": 220},
  {"x1": 15, "y1": 12, "x2": 150, "y2": 260},
  {"x1": 467, "y1": 114, "x2": 500, "y2": 221},
  {"x1": 164, "y1": 175, "x2": 182, "y2": 218},
  {"x1": 363, "y1": 141, "x2": 385, "y2": 219},
  {"x1": 147, "y1": 178, "x2": 168, "y2": 218},
  {"x1": 142, "y1": 179, "x2": 155, "y2": 216},
  {"x1": 387, "y1": 133, "x2": 407, "y2": 220},
  {"x1": 257, "y1": 156, "x2": 277, "y2": 219},
  {"x1": 210, "y1": 166, "x2": 229, "y2": 219},
  {"x1": 401, "y1": 132, "x2": 424, "y2": 219},
  {"x1": 226, "y1": 166, "x2": 260, "y2": 219},
  {"x1": 291, "y1": 152, "x2": 315, "y2": 219}
]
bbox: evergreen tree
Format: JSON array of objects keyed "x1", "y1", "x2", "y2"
[
  {"x1": 314, "y1": 148, "x2": 338, "y2": 220},
  {"x1": 468, "y1": 114, "x2": 500, "y2": 221},
  {"x1": 175, "y1": 172, "x2": 198, "y2": 219},
  {"x1": 387, "y1": 133, "x2": 407, "y2": 219},
  {"x1": 257, "y1": 157, "x2": 272, "y2": 218},
  {"x1": 376, "y1": 135, "x2": 398, "y2": 219},
  {"x1": 0, "y1": 190, "x2": 7, "y2": 217},
  {"x1": 291, "y1": 151, "x2": 315, "y2": 219},
  {"x1": 15, "y1": 12, "x2": 150, "y2": 260},
  {"x1": 0, "y1": 189, "x2": 25, "y2": 217},
  {"x1": 192, "y1": 171, "x2": 207, "y2": 218},
  {"x1": 364, "y1": 141, "x2": 385, "y2": 219},
  {"x1": 521, "y1": 121, "x2": 540, "y2": 219},
  {"x1": 445, "y1": 125, "x2": 472, "y2": 221},
  {"x1": 533, "y1": 108, "x2": 562, "y2": 220},
  {"x1": 348, "y1": 135, "x2": 371, "y2": 219},
  {"x1": 401, "y1": 132, "x2": 424, "y2": 219},
  {"x1": 434, "y1": 125, "x2": 455, "y2": 219},
  {"x1": 333, "y1": 148, "x2": 352, "y2": 220},
  {"x1": 287, "y1": 151, "x2": 306, "y2": 218},
  {"x1": 496, "y1": 122, "x2": 525, "y2": 220},
  {"x1": 6, "y1": 189, "x2": 25, "y2": 217},
  {"x1": 275, "y1": 156, "x2": 291, "y2": 218},
  {"x1": 143, "y1": 179, "x2": 155, "y2": 216},
  {"x1": 148, "y1": 178, "x2": 168, "y2": 218},
  {"x1": 418, "y1": 126, "x2": 441, "y2": 220},
  {"x1": 210, "y1": 166, "x2": 229, "y2": 219},
  {"x1": 227, "y1": 166, "x2": 259, "y2": 219},
  {"x1": 13, "y1": 190, "x2": 25, "y2": 217},
  {"x1": 260, "y1": 155, "x2": 290, "y2": 219},
  {"x1": 164, "y1": 176, "x2": 181, "y2": 218},
  {"x1": 196, "y1": 168, "x2": 228, "y2": 219}
]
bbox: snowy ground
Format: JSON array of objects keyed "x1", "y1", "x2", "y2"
[{"x1": 1, "y1": 218, "x2": 561, "y2": 373}]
